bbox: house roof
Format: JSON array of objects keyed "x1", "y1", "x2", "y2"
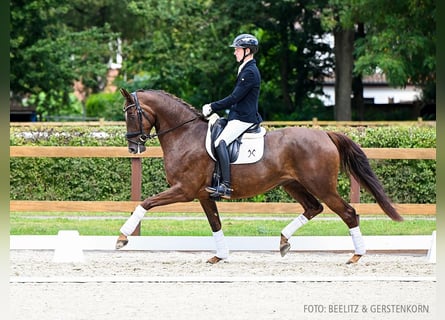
[{"x1": 323, "y1": 72, "x2": 388, "y2": 85}]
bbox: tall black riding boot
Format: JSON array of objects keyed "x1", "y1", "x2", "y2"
[{"x1": 205, "y1": 141, "x2": 232, "y2": 199}]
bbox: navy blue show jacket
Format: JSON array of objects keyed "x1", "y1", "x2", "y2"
[{"x1": 210, "y1": 59, "x2": 263, "y2": 124}]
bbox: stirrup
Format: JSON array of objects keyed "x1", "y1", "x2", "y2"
[
  {"x1": 211, "y1": 184, "x2": 232, "y2": 199},
  {"x1": 205, "y1": 185, "x2": 217, "y2": 193}
]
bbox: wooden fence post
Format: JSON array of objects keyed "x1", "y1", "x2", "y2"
[{"x1": 130, "y1": 157, "x2": 142, "y2": 236}]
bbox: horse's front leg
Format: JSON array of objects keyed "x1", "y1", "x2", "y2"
[
  {"x1": 115, "y1": 186, "x2": 192, "y2": 249},
  {"x1": 199, "y1": 197, "x2": 229, "y2": 264},
  {"x1": 115, "y1": 204, "x2": 145, "y2": 249}
]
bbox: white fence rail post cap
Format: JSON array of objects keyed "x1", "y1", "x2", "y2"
[
  {"x1": 426, "y1": 230, "x2": 436, "y2": 264},
  {"x1": 52, "y1": 230, "x2": 85, "y2": 263}
]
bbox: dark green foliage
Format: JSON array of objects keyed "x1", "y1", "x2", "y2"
[
  {"x1": 10, "y1": 125, "x2": 435, "y2": 204},
  {"x1": 11, "y1": 0, "x2": 435, "y2": 121},
  {"x1": 85, "y1": 92, "x2": 125, "y2": 121}
]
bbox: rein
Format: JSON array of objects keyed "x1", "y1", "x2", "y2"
[{"x1": 124, "y1": 92, "x2": 198, "y2": 145}]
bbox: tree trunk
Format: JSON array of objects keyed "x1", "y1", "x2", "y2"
[
  {"x1": 352, "y1": 75, "x2": 364, "y2": 120},
  {"x1": 352, "y1": 23, "x2": 365, "y2": 120},
  {"x1": 334, "y1": 27, "x2": 354, "y2": 121}
]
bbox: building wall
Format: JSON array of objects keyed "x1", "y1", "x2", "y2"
[{"x1": 319, "y1": 85, "x2": 422, "y2": 106}]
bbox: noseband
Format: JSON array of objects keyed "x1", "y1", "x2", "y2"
[{"x1": 123, "y1": 91, "x2": 199, "y2": 146}]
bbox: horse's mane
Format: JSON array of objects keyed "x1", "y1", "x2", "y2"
[{"x1": 138, "y1": 89, "x2": 205, "y2": 120}]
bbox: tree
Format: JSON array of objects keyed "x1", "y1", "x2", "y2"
[
  {"x1": 354, "y1": 0, "x2": 435, "y2": 102},
  {"x1": 10, "y1": 0, "x2": 336, "y2": 120},
  {"x1": 11, "y1": 0, "x2": 434, "y2": 121},
  {"x1": 333, "y1": 26, "x2": 354, "y2": 120},
  {"x1": 119, "y1": 0, "x2": 236, "y2": 105},
  {"x1": 323, "y1": 0, "x2": 436, "y2": 120},
  {"x1": 10, "y1": 0, "x2": 117, "y2": 119},
  {"x1": 111, "y1": 0, "x2": 335, "y2": 120},
  {"x1": 322, "y1": 1, "x2": 359, "y2": 121},
  {"x1": 216, "y1": 0, "x2": 334, "y2": 120}
]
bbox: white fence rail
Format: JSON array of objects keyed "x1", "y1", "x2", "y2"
[{"x1": 10, "y1": 234, "x2": 434, "y2": 253}]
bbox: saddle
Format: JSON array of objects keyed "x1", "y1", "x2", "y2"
[
  {"x1": 205, "y1": 114, "x2": 266, "y2": 200},
  {"x1": 209, "y1": 118, "x2": 256, "y2": 162},
  {"x1": 205, "y1": 114, "x2": 266, "y2": 165}
]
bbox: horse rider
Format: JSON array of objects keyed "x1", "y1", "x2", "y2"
[{"x1": 202, "y1": 33, "x2": 263, "y2": 199}]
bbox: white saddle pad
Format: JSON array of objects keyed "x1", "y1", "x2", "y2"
[{"x1": 205, "y1": 114, "x2": 266, "y2": 164}]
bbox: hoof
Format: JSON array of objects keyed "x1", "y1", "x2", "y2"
[
  {"x1": 207, "y1": 256, "x2": 223, "y2": 264},
  {"x1": 280, "y1": 234, "x2": 291, "y2": 257},
  {"x1": 280, "y1": 242, "x2": 291, "y2": 257},
  {"x1": 346, "y1": 254, "x2": 362, "y2": 264},
  {"x1": 115, "y1": 235, "x2": 129, "y2": 249}
]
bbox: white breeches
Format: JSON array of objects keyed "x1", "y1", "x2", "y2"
[{"x1": 214, "y1": 120, "x2": 254, "y2": 147}]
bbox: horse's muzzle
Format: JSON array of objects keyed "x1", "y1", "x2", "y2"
[{"x1": 128, "y1": 143, "x2": 146, "y2": 154}]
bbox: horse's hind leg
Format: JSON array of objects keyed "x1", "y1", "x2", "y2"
[
  {"x1": 322, "y1": 194, "x2": 365, "y2": 264},
  {"x1": 280, "y1": 181, "x2": 324, "y2": 257}
]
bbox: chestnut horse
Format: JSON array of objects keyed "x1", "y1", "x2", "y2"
[{"x1": 116, "y1": 88, "x2": 403, "y2": 264}]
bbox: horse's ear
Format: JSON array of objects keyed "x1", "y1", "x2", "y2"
[{"x1": 120, "y1": 88, "x2": 133, "y2": 103}]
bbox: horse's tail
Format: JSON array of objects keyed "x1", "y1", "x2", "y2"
[{"x1": 326, "y1": 131, "x2": 403, "y2": 222}]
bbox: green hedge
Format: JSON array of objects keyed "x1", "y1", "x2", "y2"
[
  {"x1": 85, "y1": 92, "x2": 125, "y2": 121},
  {"x1": 10, "y1": 125, "x2": 436, "y2": 204}
]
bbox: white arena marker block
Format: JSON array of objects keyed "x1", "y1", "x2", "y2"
[
  {"x1": 52, "y1": 230, "x2": 85, "y2": 263},
  {"x1": 426, "y1": 230, "x2": 436, "y2": 264}
]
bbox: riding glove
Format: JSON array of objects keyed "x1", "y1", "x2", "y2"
[{"x1": 202, "y1": 104, "x2": 213, "y2": 117}]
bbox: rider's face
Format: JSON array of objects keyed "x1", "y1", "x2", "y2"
[{"x1": 234, "y1": 47, "x2": 247, "y2": 63}]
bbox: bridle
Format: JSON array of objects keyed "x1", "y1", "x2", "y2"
[{"x1": 123, "y1": 91, "x2": 199, "y2": 146}]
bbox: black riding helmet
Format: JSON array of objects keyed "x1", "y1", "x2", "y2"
[{"x1": 230, "y1": 34, "x2": 259, "y2": 59}]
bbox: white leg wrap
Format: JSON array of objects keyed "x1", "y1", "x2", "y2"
[
  {"x1": 119, "y1": 205, "x2": 147, "y2": 236},
  {"x1": 213, "y1": 229, "x2": 229, "y2": 259},
  {"x1": 281, "y1": 214, "x2": 308, "y2": 239},
  {"x1": 350, "y1": 226, "x2": 366, "y2": 255}
]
